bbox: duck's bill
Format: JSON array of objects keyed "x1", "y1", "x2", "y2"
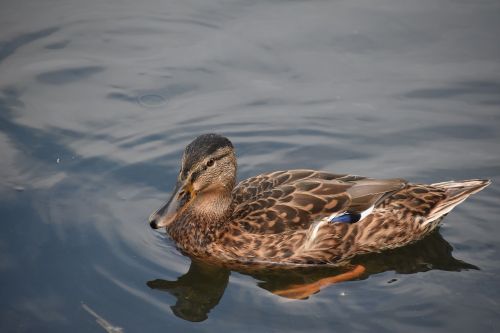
[{"x1": 149, "y1": 181, "x2": 190, "y2": 229}]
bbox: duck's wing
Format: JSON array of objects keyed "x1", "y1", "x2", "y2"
[
  {"x1": 233, "y1": 169, "x2": 349, "y2": 204},
  {"x1": 231, "y1": 169, "x2": 406, "y2": 234}
]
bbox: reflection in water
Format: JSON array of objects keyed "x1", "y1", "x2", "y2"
[
  {"x1": 81, "y1": 303, "x2": 124, "y2": 333},
  {"x1": 147, "y1": 231, "x2": 477, "y2": 322},
  {"x1": 147, "y1": 263, "x2": 229, "y2": 322}
]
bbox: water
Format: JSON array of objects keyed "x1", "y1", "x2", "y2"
[{"x1": 1, "y1": 0, "x2": 499, "y2": 331}]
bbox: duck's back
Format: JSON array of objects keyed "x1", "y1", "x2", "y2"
[{"x1": 230, "y1": 169, "x2": 405, "y2": 235}]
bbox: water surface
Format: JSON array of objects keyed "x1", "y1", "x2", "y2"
[{"x1": 1, "y1": 0, "x2": 500, "y2": 332}]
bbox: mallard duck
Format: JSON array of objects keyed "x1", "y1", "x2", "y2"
[{"x1": 149, "y1": 133, "x2": 490, "y2": 267}]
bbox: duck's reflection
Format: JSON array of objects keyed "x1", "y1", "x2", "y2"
[
  {"x1": 147, "y1": 231, "x2": 477, "y2": 322},
  {"x1": 147, "y1": 262, "x2": 229, "y2": 322}
]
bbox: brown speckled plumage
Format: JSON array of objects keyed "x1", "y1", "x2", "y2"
[{"x1": 149, "y1": 134, "x2": 490, "y2": 267}]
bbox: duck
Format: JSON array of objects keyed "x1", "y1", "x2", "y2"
[{"x1": 149, "y1": 133, "x2": 490, "y2": 267}]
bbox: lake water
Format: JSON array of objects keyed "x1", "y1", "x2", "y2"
[{"x1": 1, "y1": 0, "x2": 500, "y2": 332}]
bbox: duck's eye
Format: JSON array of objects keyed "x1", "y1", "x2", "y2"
[{"x1": 206, "y1": 159, "x2": 215, "y2": 167}]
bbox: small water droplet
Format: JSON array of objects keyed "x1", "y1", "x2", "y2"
[{"x1": 13, "y1": 186, "x2": 25, "y2": 192}]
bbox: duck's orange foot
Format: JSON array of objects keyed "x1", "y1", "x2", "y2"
[{"x1": 272, "y1": 265, "x2": 366, "y2": 300}]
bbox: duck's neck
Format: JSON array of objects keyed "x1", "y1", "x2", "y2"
[
  {"x1": 192, "y1": 189, "x2": 233, "y2": 223},
  {"x1": 168, "y1": 189, "x2": 233, "y2": 253}
]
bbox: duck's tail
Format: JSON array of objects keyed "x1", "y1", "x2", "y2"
[
  {"x1": 351, "y1": 179, "x2": 490, "y2": 257},
  {"x1": 425, "y1": 179, "x2": 491, "y2": 225}
]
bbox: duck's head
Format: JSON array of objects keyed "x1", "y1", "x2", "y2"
[{"x1": 149, "y1": 133, "x2": 237, "y2": 229}]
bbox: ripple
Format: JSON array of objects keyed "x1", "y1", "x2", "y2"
[
  {"x1": 404, "y1": 81, "x2": 500, "y2": 99},
  {"x1": 44, "y1": 40, "x2": 70, "y2": 50},
  {"x1": 35, "y1": 66, "x2": 105, "y2": 85},
  {"x1": 0, "y1": 27, "x2": 59, "y2": 63},
  {"x1": 136, "y1": 94, "x2": 168, "y2": 108}
]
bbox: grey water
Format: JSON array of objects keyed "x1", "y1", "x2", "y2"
[{"x1": 1, "y1": 0, "x2": 500, "y2": 332}]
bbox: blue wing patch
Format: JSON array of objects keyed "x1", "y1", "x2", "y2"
[
  {"x1": 329, "y1": 212, "x2": 362, "y2": 224},
  {"x1": 329, "y1": 206, "x2": 375, "y2": 224}
]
